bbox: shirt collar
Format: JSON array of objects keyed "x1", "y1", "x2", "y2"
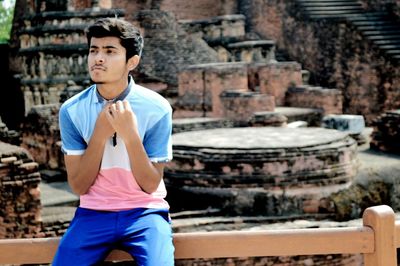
[{"x1": 94, "y1": 76, "x2": 134, "y2": 104}]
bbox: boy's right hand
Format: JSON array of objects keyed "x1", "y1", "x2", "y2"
[{"x1": 94, "y1": 104, "x2": 115, "y2": 139}]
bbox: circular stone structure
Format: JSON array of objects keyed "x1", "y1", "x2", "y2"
[{"x1": 165, "y1": 127, "x2": 358, "y2": 217}]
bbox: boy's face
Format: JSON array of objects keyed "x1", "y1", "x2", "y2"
[{"x1": 88, "y1": 36, "x2": 132, "y2": 85}]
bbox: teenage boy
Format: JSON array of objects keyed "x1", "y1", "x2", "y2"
[{"x1": 53, "y1": 17, "x2": 174, "y2": 266}]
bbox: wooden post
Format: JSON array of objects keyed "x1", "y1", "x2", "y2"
[{"x1": 363, "y1": 205, "x2": 397, "y2": 266}]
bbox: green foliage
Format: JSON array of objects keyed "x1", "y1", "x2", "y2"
[{"x1": 0, "y1": 0, "x2": 16, "y2": 43}]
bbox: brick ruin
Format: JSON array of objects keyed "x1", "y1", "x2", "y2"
[
  {"x1": 241, "y1": 0, "x2": 400, "y2": 124},
  {"x1": 166, "y1": 127, "x2": 358, "y2": 217},
  {"x1": 1, "y1": 0, "x2": 400, "y2": 265},
  {"x1": 14, "y1": 7, "x2": 124, "y2": 115},
  {"x1": 0, "y1": 142, "x2": 41, "y2": 239}
]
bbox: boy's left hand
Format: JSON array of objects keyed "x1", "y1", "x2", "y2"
[{"x1": 106, "y1": 100, "x2": 139, "y2": 141}]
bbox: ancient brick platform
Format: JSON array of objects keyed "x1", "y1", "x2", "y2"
[{"x1": 165, "y1": 127, "x2": 358, "y2": 216}]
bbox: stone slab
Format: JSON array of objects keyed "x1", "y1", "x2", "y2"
[
  {"x1": 39, "y1": 181, "x2": 78, "y2": 207},
  {"x1": 322, "y1": 114, "x2": 365, "y2": 134},
  {"x1": 172, "y1": 127, "x2": 349, "y2": 149}
]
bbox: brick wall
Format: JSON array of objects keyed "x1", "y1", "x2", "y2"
[
  {"x1": 132, "y1": 10, "x2": 219, "y2": 95},
  {"x1": 114, "y1": 0, "x2": 237, "y2": 20},
  {"x1": 20, "y1": 104, "x2": 63, "y2": 170},
  {"x1": 241, "y1": 0, "x2": 400, "y2": 124}
]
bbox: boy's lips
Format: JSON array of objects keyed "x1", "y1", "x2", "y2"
[{"x1": 91, "y1": 66, "x2": 106, "y2": 71}]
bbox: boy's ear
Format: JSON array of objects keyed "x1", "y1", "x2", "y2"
[{"x1": 128, "y1": 55, "x2": 140, "y2": 71}]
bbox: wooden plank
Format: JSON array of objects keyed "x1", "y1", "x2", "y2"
[
  {"x1": 0, "y1": 226, "x2": 376, "y2": 264},
  {"x1": 0, "y1": 237, "x2": 59, "y2": 264},
  {"x1": 174, "y1": 227, "x2": 374, "y2": 259},
  {"x1": 363, "y1": 205, "x2": 397, "y2": 266},
  {"x1": 395, "y1": 221, "x2": 400, "y2": 247}
]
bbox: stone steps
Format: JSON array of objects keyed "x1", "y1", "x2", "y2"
[
  {"x1": 172, "y1": 117, "x2": 234, "y2": 134},
  {"x1": 376, "y1": 44, "x2": 400, "y2": 50},
  {"x1": 179, "y1": 15, "x2": 246, "y2": 45},
  {"x1": 296, "y1": 0, "x2": 360, "y2": 2},
  {"x1": 296, "y1": 0, "x2": 363, "y2": 19},
  {"x1": 226, "y1": 40, "x2": 276, "y2": 63},
  {"x1": 304, "y1": 6, "x2": 363, "y2": 12},
  {"x1": 362, "y1": 29, "x2": 400, "y2": 36},
  {"x1": 175, "y1": 10, "x2": 322, "y2": 125},
  {"x1": 180, "y1": 15, "x2": 277, "y2": 63},
  {"x1": 365, "y1": 34, "x2": 400, "y2": 41},
  {"x1": 357, "y1": 25, "x2": 400, "y2": 31},
  {"x1": 18, "y1": 24, "x2": 87, "y2": 34},
  {"x1": 345, "y1": 12, "x2": 389, "y2": 21},
  {"x1": 385, "y1": 49, "x2": 400, "y2": 55},
  {"x1": 374, "y1": 39, "x2": 400, "y2": 45},
  {"x1": 299, "y1": 2, "x2": 362, "y2": 7},
  {"x1": 311, "y1": 12, "x2": 386, "y2": 20},
  {"x1": 274, "y1": 106, "x2": 323, "y2": 126},
  {"x1": 297, "y1": 0, "x2": 400, "y2": 62},
  {"x1": 285, "y1": 85, "x2": 343, "y2": 115},
  {"x1": 308, "y1": 10, "x2": 363, "y2": 16},
  {"x1": 354, "y1": 19, "x2": 400, "y2": 60},
  {"x1": 219, "y1": 90, "x2": 275, "y2": 125},
  {"x1": 352, "y1": 20, "x2": 394, "y2": 26},
  {"x1": 19, "y1": 43, "x2": 87, "y2": 53}
]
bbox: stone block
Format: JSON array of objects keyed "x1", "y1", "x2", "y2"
[
  {"x1": 177, "y1": 62, "x2": 248, "y2": 117},
  {"x1": 286, "y1": 85, "x2": 343, "y2": 115},
  {"x1": 177, "y1": 67, "x2": 206, "y2": 111},
  {"x1": 322, "y1": 114, "x2": 366, "y2": 134},
  {"x1": 274, "y1": 107, "x2": 323, "y2": 127},
  {"x1": 172, "y1": 117, "x2": 234, "y2": 134},
  {"x1": 205, "y1": 63, "x2": 248, "y2": 117},
  {"x1": 257, "y1": 62, "x2": 303, "y2": 105},
  {"x1": 180, "y1": 14, "x2": 246, "y2": 44},
  {"x1": 249, "y1": 111, "x2": 287, "y2": 127},
  {"x1": 227, "y1": 40, "x2": 276, "y2": 63},
  {"x1": 220, "y1": 90, "x2": 275, "y2": 122}
]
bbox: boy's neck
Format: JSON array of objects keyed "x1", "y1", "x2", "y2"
[{"x1": 97, "y1": 79, "x2": 129, "y2": 101}]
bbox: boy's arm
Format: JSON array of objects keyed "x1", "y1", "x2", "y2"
[
  {"x1": 106, "y1": 100, "x2": 170, "y2": 194},
  {"x1": 124, "y1": 136, "x2": 166, "y2": 193},
  {"x1": 63, "y1": 106, "x2": 114, "y2": 195}
]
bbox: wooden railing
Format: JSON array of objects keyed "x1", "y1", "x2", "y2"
[{"x1": 0, "y1": 205, "x2": 398, "y2": 265}]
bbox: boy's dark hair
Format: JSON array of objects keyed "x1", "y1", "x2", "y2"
[{"x1": 85, "y1": 18, "x2": 144, "y2": 60}]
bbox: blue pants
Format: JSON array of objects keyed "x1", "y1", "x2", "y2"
[{"x1": 52, "y1": 207, "x2": 174, "y2": 266}]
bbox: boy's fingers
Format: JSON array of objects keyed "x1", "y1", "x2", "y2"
[
  {"x1": 116, "y1": 100, "x2": 124, "y2": 111},
  {"x1": 123, "y1": 100, "x2": 131, "y2": 111}
]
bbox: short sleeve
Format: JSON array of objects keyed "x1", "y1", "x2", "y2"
[
  {"x1": 59, "y1": 105, "x2": 87, "y2": 155},
  {"x1": 143, "y1": 110, "x2": 173, "y2": 163}
]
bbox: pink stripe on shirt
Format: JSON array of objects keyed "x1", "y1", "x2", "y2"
[{"x1": 80, "y1": 168, "x2": 169, "y2": 211}]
